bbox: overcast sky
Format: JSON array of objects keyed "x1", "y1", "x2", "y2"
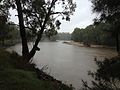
[
  {"x1": 59, "y1": 0, "x2": 96, "y2": 33},
  {"x1": 10, "y1": 0, "x2": 96, "y2": 33}
]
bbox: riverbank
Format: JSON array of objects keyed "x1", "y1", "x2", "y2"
[
  {"x1": 63, "y1": 41, "x2": 115, "y2": 49},
  {"x1": 0, "y1": 49, "x2": 73, "y2": 90},
  {"x1": 0, "y1": 39, "x2": 21, "y2": 49}
]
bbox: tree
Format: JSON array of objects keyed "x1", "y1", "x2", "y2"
[
  {"x1": 0, "y1": 15, "x2": 10, "y2": 45},
  {"x1": 91, "y1": 0, "x2": 120, "y2": 54},
  {"x1": 0, "y1": 20, "x2": 19, "y2": 45},
  {"x1": 71, "y1": 23, "x2": 115, "y2": 46},
  {"x1": 71, "y1": 28, "x2": 83, "y2": 42},
  {"x1": 81, "y1": 57, "x2": 120, "y2": 90},
  {"x1": 57, "y1": 32, "x2": 71, "y2": 40},
  {"x1": 0, "y1": 0, "x2": 76, "y2": 62}
]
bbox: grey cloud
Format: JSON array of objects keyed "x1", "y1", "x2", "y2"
[{"x1": 59, "y1": 0, "x2": 96, "y2": 33}]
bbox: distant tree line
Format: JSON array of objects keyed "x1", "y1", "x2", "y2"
[
  {"x1": 0, "y1": 19, "x2": 20, "y2": 46},
  {"x1": 80, "y1": 0, "x2": 120, "y2": 90},
  {"x1": 40, "y1": 32, "x2": 71, "y2": 41},
  {"x1": 0, "y1": 20, "x2": 36, "y2": 46},
  {"x1": 0, "y1": 0, "x2": 76, "y2": 61},
  {"x1": 71, "y1": 23, "x2": 116, "y2": 46},
  {"x1": 57, "y1": 32, "x2": 71, "y2": 40}
]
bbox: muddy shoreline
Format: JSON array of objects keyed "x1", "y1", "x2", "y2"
[{"x1": 63, "y1": 41, "x2": 115, "y2": 49}]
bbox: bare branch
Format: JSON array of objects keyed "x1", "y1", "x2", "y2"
[{"x1": 50, "y1": 12, "x2": 64, "y2": 15}]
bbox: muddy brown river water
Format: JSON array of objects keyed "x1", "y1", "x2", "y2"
[{"x1": 8, "y1": 41, "x2": 117, "y2": 90}]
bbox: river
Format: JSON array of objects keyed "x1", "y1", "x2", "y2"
[{"x1": 8, "y1": 41, "x2": 117, "y2": 90}]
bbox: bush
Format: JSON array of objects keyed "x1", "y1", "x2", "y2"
[{"x1": 81, "y1": 56, "x2": 120, "y2": 90}]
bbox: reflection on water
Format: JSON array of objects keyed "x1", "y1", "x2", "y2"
[{"x1": 8, "y1": 41, "x2": 117, "y2": 90}]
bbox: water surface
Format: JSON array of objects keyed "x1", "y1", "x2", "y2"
[{"x1": 8, "y1": 41, "x2": 117, "y2": 89}]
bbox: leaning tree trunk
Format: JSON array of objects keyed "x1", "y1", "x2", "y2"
[
  {"x1": 15, "y1": 0, "x2": 29, "y2": 59},
  {"x1": 27, "y1": 0, "x2": 55, "y2": 61},
  {"x1": 15, "y1": 0, "x2": 56, "y2": 62}
]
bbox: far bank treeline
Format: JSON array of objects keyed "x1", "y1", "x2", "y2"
[
  {"x1": 0, "y1": 22, "x2": 117, "y2": 47},
  {"x1": 0, "y1": 21, "x2": 71, "y2": 45},
  {"x1": 71, "y1": 23, "x2": 116, "y2": 46},
  {"x1": 0, "y1": 22, "x2": 36, "y2": 46}
]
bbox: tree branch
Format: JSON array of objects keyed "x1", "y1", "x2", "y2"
[
  {"x1": 34, "y1": 8, "x2": 43, "y2": 28},
  {"x1": 50, "y1": 12, "x2": 64, "y2": 15},
  {"x1": 28, "y1": 0, "x2": 58, "y2": 59}
]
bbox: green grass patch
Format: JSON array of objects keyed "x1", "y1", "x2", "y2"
[
  {"x1": 0, "y1": 49, "x2": 73, "y2": 90},
  {"x1": 0, "y1": 69, "x2": 57, "y2": 90}
]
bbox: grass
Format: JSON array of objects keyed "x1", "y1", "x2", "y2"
[{"x1": 0, "y1": 49, "x2": 73, "y2": 90}]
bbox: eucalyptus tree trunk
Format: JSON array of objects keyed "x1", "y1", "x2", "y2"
[
  {"x1": 15, "y1": 0, "x2": 59, "y2": 62},
  {"x1": 15, "y1": 0, "x2": 53, "y2": 62},
  {"x1": 15, "y1": 0, "x2": 29, "y2": 59}
]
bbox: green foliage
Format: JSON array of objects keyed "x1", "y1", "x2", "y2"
[
  {"x1": 91, "y1": 0, "x2": 120, "y2": 24},
  {"x1": 0, "y1": 49, "x2": 73, "y2": 90},
  {"x1": 0, "y1": 24, "x2": 11, "y2": 45},
  {"x1": 0, "y1": 22, "x2": 20, "y2": 46},
  {"x1": 45, "y1": 28, "x2": 58, "y2": 39},
  {"x1": 14, "y1": 0, "x2": 76, "y2": 37},
  {"x1": 91, "y1": 0, "x2": 120, "y2": 53},
  {"x1": 71, "y1": 28, "x2": 84, "y2": 42},
  {"x1": 57, "y1": 32, "x2": 71, "y2": 40},
  {"x1": 91, "y1": 0, "x2": 120, "y2": 36},
  {"x1": 0, "y1": 0, "x2": 76, "y2": 60},
  {"x1": 81, "y1": 57, "x2": 120, "y2": 90},
  {"x1": 0, "y1": 68, "x2": 65, "y2": 90},
  {"x1": 71, "y1": 23, "x2": 115, "y2": 46}
]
